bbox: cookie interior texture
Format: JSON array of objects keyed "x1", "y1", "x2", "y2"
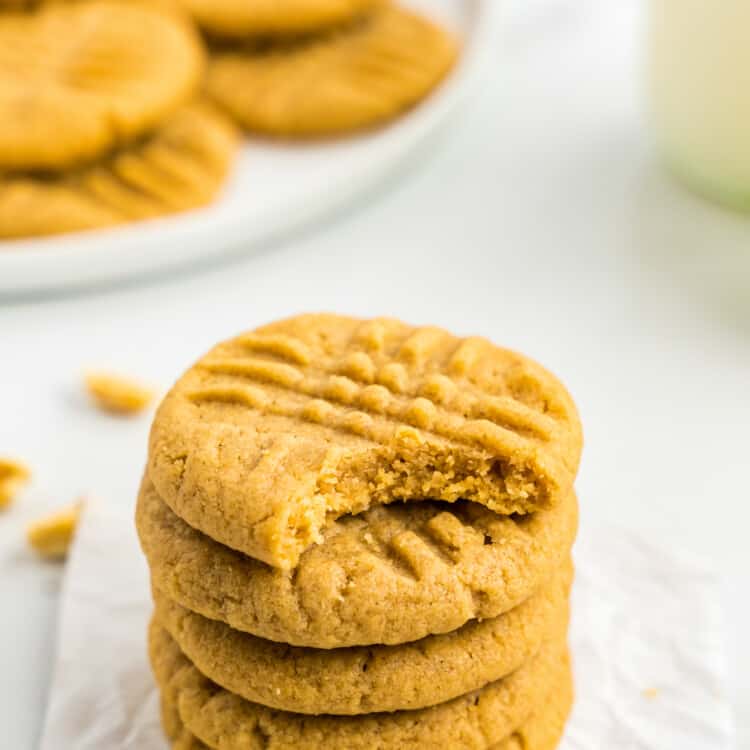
[
  {"x1": 152, "y1": 559, "x2": 571, "y2": 714},
  {"x1": 0, "y1": 102, "x2": 238, "y2": 238},
  {"x1": 147, "y1": 313, "x2": 582, "y2": 570},
  {"x1": 138, "y1": 477, "x2": 578, "y2": 648},
  {"x1": 179, "y1": 0, "x2": 383, "y2": 38},
  {"x1": 0, "y1": 1, "x2": 204, "y2": 172},
  {"x1": 150, "y1": 620, "x2": 571, "y2": 750},
  {"x1": 205, "y1": 5, "x2": 460, "y2": 137}
]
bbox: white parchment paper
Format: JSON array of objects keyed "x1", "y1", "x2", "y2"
[{"x1": 39, "y1": 502, "x2": 734, "y2": 750}]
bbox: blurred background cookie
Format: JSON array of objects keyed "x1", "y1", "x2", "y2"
[
  {"x1": 0, "y1": 102, "x2": 238, "y2": 237},
  {"x1": 206, "y1": 5, "x2": 459, "y2": 137},
  {"x1": 177, "y1": 0, "x2": 384, "y2": 39},
  {"x1": 0, "y1": 1, "x2": 204, "y2": 172}
]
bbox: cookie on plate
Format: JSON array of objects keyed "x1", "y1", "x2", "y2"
[
  {"x1": 206, "y1": 6, "x2": 459, "y2": 137},
  {"x1": 0, "y1": 102, "x2": 238, "y2": 238},
  {"x1": 138, "y1": 479, "x2": 578, "y2": 647},
  {"x1": 147, "y1": 313, "x2": 582, "y2": 570},
  {"x1": 177, "y1": 0, "x2": 383, "y2": 39},
  {"x1": 151, "y1": 620, "x2": 571, "y2": 750},
  {"x1": 153, "y1": 560, "x2": 571, "y2": 714},
  {"x1": 0, "y1": 1, "x2": 204, "y2": 172}
]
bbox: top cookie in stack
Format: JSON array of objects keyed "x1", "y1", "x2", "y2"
[
  {"x1": 147, "y1": 313, "x2": 582, "y2": 571},
  {"x1": 137, "y1": 313, "x2": 583, "y2": 750}
]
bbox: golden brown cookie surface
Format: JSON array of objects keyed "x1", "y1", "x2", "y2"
[
  {"x1": 0, "y1": 102, "x2": 238, "y2": 238},
  {"x1": 153, "y1": 561, "x2": 571, "y2": 714},
  {"x1": 162, "y1": 697, "x2": 212, "y2": 750},
  {"x1": 150, "y1": 620, "x2": 571, "y2": 750},
  {"x1": 138, "y1": 479, "x2": 577, "y2": 648},
  {"x1": 158, "y1": 672, "x2": 573, "y2": 750},
  {"x1": 147, "y1": 313, "x2": 582, "y2": 570},
  {"x1": 178, "y1": 0, "x2": 382, "y2": 38},
  {"x1": 161, "y1": 695, "x2": 183, "y2": 742},
  {"x1": 507, "y1": 667, "x2": 574, "y2": 750},
  {"x1": 206, "y1": 6, "x2": 459, "y2": 137},
  {"x1": 0, "y1": 1, "x2": 203, "y2": 172}
]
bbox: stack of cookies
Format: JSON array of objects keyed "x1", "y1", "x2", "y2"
[{"x1": 136, "y1": 313, "x2": 583, "y2": 750}]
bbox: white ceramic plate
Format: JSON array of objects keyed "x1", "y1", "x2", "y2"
[{"x1": 0, "y1": 0, "x2": 493, "y2": 296}]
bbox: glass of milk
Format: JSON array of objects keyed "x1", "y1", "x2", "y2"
[{"x1": 648, "y1": 0, "x2": 750, "y2": 210}]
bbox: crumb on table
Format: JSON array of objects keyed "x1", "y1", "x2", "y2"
[
  {"x1": 84, "y1": 371, "x2": 155, "y2": 415},
  {"x1": 0, "y1": 458, "x2": 30, "y2": 510},
  {"x1": 27, "y1": 502, "x2": 82, "y2": 560}
]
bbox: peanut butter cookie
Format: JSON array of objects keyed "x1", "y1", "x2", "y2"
[
  {"x1": 150, "y1": 621, "x2": 571, "y2": 750},
  {"x1": 206, "y1": 6, "x2": 459, "y2": 137},
  {"x1": 159, "y1": 671, "x2": 573, "y2": 750},
  {"x1": 161, "y1": 694, "x2": 183, "y2": 743},
  {"x1": 147, "y1": 313, "x2": 582, "y2": 570},
  {"x1": 178, "y1": 0, "x2": 382, "y2": 39},
  {"x1": 137, "y1": 479, "x2": 577, "y2": 647},
  {"x1": 0, "y1": 102, "x2": 238, "y2": 238},
  {"x1": 0, "y1": 1, "x2": 203, "y2": 172},
  {"x1": 153, "y1": 560, "x2": 571, "y2": 714}
]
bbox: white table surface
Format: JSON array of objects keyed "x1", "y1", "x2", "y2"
[{"x1": 1, "y1": 0, "x2": 748, "y2": 747}]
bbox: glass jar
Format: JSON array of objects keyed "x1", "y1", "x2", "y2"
[{"x1": 648, "y1": 0, "x2": 750, "y2": 210}]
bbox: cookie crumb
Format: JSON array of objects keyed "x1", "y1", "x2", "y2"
[
  {"x1": 0, "y1": 458, "x2": 30, "y2": 510},
  {"x1": 642, "y1": 687, "x2": 660, "y2": 700},
  {"x1": 85, "y1": 371, "x2": 155, "y2": 415},
  {"x1": 27, "y1": 502, "x2": 82, "y2": 560}
]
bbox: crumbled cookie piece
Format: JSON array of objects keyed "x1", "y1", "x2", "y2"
[
  {"x1": 0, "y1": 458, "x2": 30, "y2": 510},
  {"x1": 85, "y1": 371, "x2": 155, "y2": 415},
  {"x1": 27, "y1": 502, "x2": 82, "y2": 560}
]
